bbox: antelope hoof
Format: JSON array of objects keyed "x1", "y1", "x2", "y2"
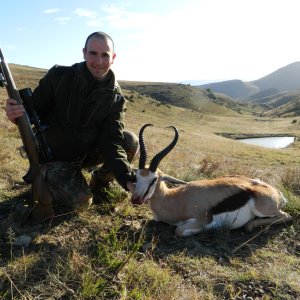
[{"x1": 244, "y1": 221, "x2": 254, "y2": 233}]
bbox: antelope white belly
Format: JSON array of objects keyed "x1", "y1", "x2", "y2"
[{"x1": 206, "y1": 200, "x2": 255, "y2": 230}]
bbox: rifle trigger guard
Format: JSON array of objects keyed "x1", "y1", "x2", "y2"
[{"x1": 0, "y1": 73, "x2": 7, "y2": 87}]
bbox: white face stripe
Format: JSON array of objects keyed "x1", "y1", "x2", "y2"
[{"x1": 134, "y1": 169, "x2": 158, "y2": 202}]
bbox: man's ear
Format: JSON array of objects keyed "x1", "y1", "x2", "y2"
[{"x1": 111, "y1": 53, "x2": 116, "y2": 64}]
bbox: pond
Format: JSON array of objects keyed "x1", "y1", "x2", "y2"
[{"x1": 239, "y1": 136, "x2": 295, "y2": 149}]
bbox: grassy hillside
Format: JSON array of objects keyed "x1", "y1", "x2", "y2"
[
  {"x1": 251, "y1": 91, "x2": 300, "y2": 117},
  {"x1": 252, "y1": 61, "x2": 300, "y2": 92},
  {"x1": 246, "y1": 88, "x2": 280, "y2": 101},
  {"x1": 120, "y1": 80, "x2": 264, "y2": 116},
  {"x1": 197, "y1": 79, "x2": 259, "y2": 99},
  {"x1": 121, "y1": 81, "x2": 230, "y2": 114},
  {"x1": 0, "y1": 65, "x2": 299, "y2": 299},
  {"x1": 251, "y1": 91, "x2": 298, "y2": 107},
  {"x1": 264, "y1": 99, "x2": 300, "y2": 118}
]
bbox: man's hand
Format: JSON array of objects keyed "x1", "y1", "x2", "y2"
[{"x1": 5, "y1": 98, "x2": 25, "y2": 124}]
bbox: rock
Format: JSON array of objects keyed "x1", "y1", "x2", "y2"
[
  {"x1": 13, "y1": 234, "x2": 32, "y2": 248},
  {"x1": 257, "y1": 288, "x2": 264, "y2": 295},
  {"x1": 214, "y1": 283, "x2": 227, "y2": 294}
]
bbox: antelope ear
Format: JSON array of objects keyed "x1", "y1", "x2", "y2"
[{"x1": 161, "y1": 174, "x2": 187, "y2": 185}]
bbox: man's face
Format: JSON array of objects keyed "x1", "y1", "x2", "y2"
[{"x1": 83, "y1": 37, "x2": 116, "y2": 80}]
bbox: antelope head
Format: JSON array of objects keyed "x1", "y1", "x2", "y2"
[{"x1": 131, "y1": 124, "x2": 186, "y2": 205}]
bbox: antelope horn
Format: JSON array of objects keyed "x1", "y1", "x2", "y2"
[
  {"x1": 149, "y1": 126, "x2": 179, "y2": 172},
  {"x1": 138, "y1": 123, "x2": 153, "y2": 169}
]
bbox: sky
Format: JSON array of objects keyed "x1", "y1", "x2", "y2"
[{"x1": 1, "y1": 0, "x2": 300, "y2": 84}]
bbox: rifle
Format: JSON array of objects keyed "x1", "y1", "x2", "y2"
[
  {"x1": 0, "y1": 49, "x2": 54, "y2": 221},
  {"x1": 18, "y1": 87, "x2": 53, "y2": 168}
]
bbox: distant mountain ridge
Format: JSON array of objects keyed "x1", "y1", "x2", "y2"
[
  {"x1": 198, "y1": 79, "x2": 259, "y2": 98},
  {"x1": 198, "y1": 62, "x2": 300, "y2": 99}
]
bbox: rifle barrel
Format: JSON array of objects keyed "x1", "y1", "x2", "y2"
[
  {"x1": 0, "y1": 49, "x2": 40, "y2": 179},
  {"x1": 0, "y1": 48, "x2": 4, "y2": 61}
]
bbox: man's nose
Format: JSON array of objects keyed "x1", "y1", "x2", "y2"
[{"x1": 95, "y1": 56, "x2": 104, "y2": 65}]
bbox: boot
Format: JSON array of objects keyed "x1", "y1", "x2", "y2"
[{"x1": 89, "y1": 170, "x2": 114, "y2": 204}]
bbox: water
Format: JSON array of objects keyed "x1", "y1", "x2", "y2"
[{"x1": 239, "y1": 136, "x2": 295, "y2": 149}]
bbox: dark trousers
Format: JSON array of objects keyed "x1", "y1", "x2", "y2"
[
  {"x1": 82, "y1": 130, "x2": 139, "y2": 181},
  {"x1": 43, "y1": 130, "x2": 139, "y2": 210}
]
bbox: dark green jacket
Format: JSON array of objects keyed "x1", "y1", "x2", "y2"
[{"x1": 32, "y1": 62, "x2": 134, "y2": 189}]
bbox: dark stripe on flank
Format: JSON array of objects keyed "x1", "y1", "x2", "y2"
[{"x1": 210, "y1": 190, "x2": 253, "y2": 215}]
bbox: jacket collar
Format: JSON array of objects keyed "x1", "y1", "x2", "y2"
[
  {"x1": 66, "y1": 62, "x2": 116, "y2": 126},
  {"x1": 74, "y1": 62, "x2": 116, "y2": 92}
]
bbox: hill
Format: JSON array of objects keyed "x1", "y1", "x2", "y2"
[
  {"x1": 0, "y1": 64, "x2": 299, "y2": 299},
  {"x1": 244, "y1": 91, "x2": 300, "y2": 117},
  {"x1": 197, "y1": 61, "x2": 300, "y2": 100},
  {"x1": 252, "y1": 62, "x2": 300, "y2": 92},
  {"x1": 197, "y1": 79, "x2": 259, "y2": 98},
  {"x1": 120, "y1": 80, "x2": 262, "y2": 116},
  {"x1": 261, "y1": 93, "x2": 300, "y2": 117}
]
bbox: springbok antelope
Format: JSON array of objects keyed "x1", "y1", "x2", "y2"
[{"x1": 131, "y1": 124, "x2": 292, "y2": 237}]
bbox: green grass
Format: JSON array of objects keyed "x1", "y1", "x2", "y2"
[{"x1": 0, "y1": 64, "x2": 299, "y2": 299}]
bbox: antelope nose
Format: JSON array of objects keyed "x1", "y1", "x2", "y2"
[{"x1": 131, "y1": 194, "x2": 143, "y2": 205}]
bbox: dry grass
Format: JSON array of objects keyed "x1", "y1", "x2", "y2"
[{"x1": 0, "y1": 65, "x2": 299, "y2": 299}]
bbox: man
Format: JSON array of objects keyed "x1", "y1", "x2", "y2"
[{"x1": 5, "y1": 31, "x2": 139, "y2": 213}]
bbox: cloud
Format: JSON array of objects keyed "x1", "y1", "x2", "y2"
[
  {"x1": 74, "y1": 8, "x2": 97, "y2": 19},
  {"x1": 100, "y1": 4, "x2": 160, "y2": 30},
  {"x1": 73, "y1": 8, "x2": 102, "y2": 26},
  {"x1": 73, "y1": 5, "x2": 158, "y2": 29},
  {"x1": 43, "y1": 8, "x2": 60, "y2": 14},
  {"x1": 110, "y1": 0, "x2": 300, "y2": 81},
  {"x1": 42, "y1": 8, "x2": 70, "y2": 25},
  {"x1": 68, "y1": 0, "x2": 300, "y2": 82}
]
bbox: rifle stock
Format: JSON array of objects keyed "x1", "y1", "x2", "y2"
[{"x1": 0, "y1": 49, "x2": 54, "y2": 221}]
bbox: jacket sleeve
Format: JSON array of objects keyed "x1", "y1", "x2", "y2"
[
  {"x1": 99, "y1": 94, "x2": 135, "y2": 190},
  {"x1": 32, "y1": 65, "x2": 68, "y2": 119}
]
